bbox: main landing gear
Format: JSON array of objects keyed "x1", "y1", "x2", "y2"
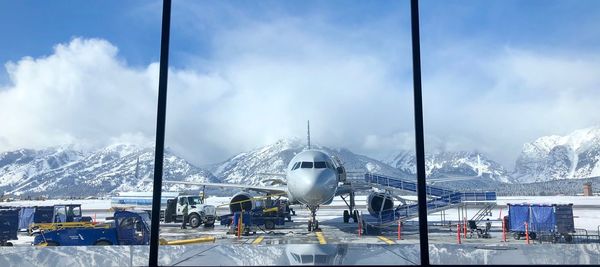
[
  {"x1": 308, "y1": 206, "x2": 320, "y2": 232},
  {"x1": 341, "y1": 191, "x2": 358, "y2": 223}
]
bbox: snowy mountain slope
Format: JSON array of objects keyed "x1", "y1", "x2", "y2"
[
  {"x1": 209, "y1": 138, "x2": 409, "y2": 186},
  {"x1": 0, "y1": 144, "x2": 217, "y2": 197},
  {"x1": 514, "y1": 127, "x2": 600, "y2": 183},
  {"x1": 387, "y1": 150, "x2": 512, "y2": 183}
]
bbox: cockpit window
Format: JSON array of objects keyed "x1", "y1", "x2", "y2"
[
  {"x1": 315, "y1": 255, "x2": 328, "y2": 264},
  {"x1": 314, "y1": 162, "x2": 327, "y2": 168},
  {"x1": 301, "y1": 255, "x2": 314, "y2": 264},
  {"x1": 291, "y1": 162, "x2": 301, "y2": 170},
  {"x1": 300, "y1": 162, "x2": 313, "y2": 168}
]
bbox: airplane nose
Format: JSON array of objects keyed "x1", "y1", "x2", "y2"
[{"x1": 302, "y1": 170, "x2": 337, "y2": 203}]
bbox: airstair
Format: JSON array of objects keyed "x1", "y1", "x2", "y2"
[{"x1": 362, "y1": 173, "x2": 496, "y2": 226}]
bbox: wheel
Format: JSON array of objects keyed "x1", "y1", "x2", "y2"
[
  {"x1": 530, "y1": 232, "x2": 537, "y2": 240},
  {"x1": 352, "y1": 210, "x2": 359, "y2": 223},
  {"x1": 5, "y1": 242, "x2": 13, "y2": 247},
  {"x1": 189, "y1": 214, "x2": 201, "y2": 228},
  {"x1": 314, "y1": 221, "x2": 319, "y2": 231},
  {"x1": 265, "y1": 220, "x2": 275, "y2": 230},
  {"x1": 308, "y1": 221, "x2": 312, "y2": 232},
  {"x1": 45, "y1": 241, "x2": 59, "y2": 246},
  {"x1": 343, "y1": 210, "x2": 350, "y2": 223},
  {"x1": 95, "y1": 240, "x2": 112, "y2": 246},
  {"x1": 204, "y1": 222, "x2": 215, "y2": 228}
]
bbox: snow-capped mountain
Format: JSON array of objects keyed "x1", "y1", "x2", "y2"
[
  {"x1": 0, "y1": 144, "x2": 217, "y2": 197},
  {"x1": 387, "y1": 150, "x2": 512, "y2": 183},
  {"x1": 209, "y1": 138, "x2": 408, "y2": 186},
  {"x1": 513, "y1": 127, "x2": 600, "y2": 183}
]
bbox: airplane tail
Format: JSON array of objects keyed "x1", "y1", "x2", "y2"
[{"x1": 307, "y1": 120, "x2": 311, "y2": 149}]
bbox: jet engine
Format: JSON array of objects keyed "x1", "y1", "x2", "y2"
[
  {"x1": 229, "y1": 192, "x2": 255, "y2": 213},
  {"x1": 367, "y1": 192, "x2": 395, "y2": 217}
]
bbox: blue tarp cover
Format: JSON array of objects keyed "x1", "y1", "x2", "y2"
[
  {"x1": 508, "y1": 204, "x2": 530, "y2": 231},
  {"x1": 18, "y1": 207, "x2": 35, "y2": 229},
  {"x1": 530, "y1": 205, "x2": 555, "y2": 232}
]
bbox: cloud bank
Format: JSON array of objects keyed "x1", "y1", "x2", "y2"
[{"x1": 1, "y1": 7, "x2": 600, "y2": 169}]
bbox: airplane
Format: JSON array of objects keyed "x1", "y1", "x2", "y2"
[
  {"x1": 163, "y1": 121, "x2": 483, "y2": 232},
  {"x1": 164, "y1": 121, "x2": 366, "y2": 231}
]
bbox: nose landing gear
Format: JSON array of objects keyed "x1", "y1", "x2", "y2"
[{"x1": 308, "y1": 206, "x2": 320, "y2": 232}]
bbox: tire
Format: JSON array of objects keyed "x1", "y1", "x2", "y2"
[
  {"x1": 530, "y1": 232, "x2": 537, "y2": 240},
  {"x1": 95, "y1": 240, "x2": 112, "y2": 246},
  {"x1": 5, "y1": 242, "x2": 13, "y2": 247},
  {"x1": 189, "y1": 213, "x2": 201, "y2": 228},
  {"x1": 46, "y1": 241, "x2": 59, "y2": 246},
  {"x1": 308, "y1": 221, "x2": 312, "y2": 232},
  {"x1": 204, "y1": 222, "x2": 215, "y2": 228},
  {"x1": 265, "y1": 220, "x2": 275, "y2": 230},
  {"x1": 352, "y1": 210, "x2": 359, "y2": 223},
  {"x1": 343, "y1": 210, "x2": 350, "y2": 223}
]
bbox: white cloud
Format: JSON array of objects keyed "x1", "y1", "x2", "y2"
[
  {"x1": 0, "y1": 38, "x2": 158, "y2": 153},
  {"x1": 1, "y1": 15, "x2": 600, "y2": 170}
]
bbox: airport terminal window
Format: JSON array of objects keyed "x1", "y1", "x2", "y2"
[{"x1": 420, "y1": 0, "x2": 600, "y2": 265}]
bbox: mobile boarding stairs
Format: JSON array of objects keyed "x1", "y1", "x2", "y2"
[{"x1": 360, "y1": 173, "x2": 497, "y2": 231}]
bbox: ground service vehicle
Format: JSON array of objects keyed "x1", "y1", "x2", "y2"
[
  {"x1": 163, "y1": 195, "x2": 216, "y2": 228},
  {"x1": 18, "y1": 206, "x2": 54, "y2": 230},
  {"x1": 220, "y1": 206, "x2": 288, "y2": 231},
  {"x1": 0, "y1": 208, "x2": 19, "y2": 246},
  {"x1": 506, "y1": 203, "x2": 575, "y2": 242},
  {"x1": 28, "y1": 204, "x2": 93, "y2": 234},
  {"x1": 111, "y1": 192, "x2": 217, "y2": 228},
  {"x1": 33, "y1": 210, "x2": 150, "y2": 246}
]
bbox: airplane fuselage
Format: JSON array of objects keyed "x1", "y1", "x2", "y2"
[{"x1": 286, "y1": 150, "x2": 339, "y2": 208}]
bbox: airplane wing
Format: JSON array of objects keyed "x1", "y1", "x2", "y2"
[
  {"x1": 257, "y1": 172, "x2": 286, "y2": 178},
  {"x1": 163, "y1": 180, "x2": 287, "y2": 195}
]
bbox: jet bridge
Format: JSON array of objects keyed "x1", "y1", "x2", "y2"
[{"x1": 361, "y1": 173, "x2": 497, "y2": 228}]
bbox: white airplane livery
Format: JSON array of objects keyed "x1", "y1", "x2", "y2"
[
  {"x1": 164, "y1": 121, "x2": 360, "y2": 231},
  {"x1": 163, "y1": 121, "x2": 479, "y2": 231}
]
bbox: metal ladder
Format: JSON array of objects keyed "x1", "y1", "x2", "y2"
[{"x1": 470, "y1": 203, "x2": 496, "y2": 224}]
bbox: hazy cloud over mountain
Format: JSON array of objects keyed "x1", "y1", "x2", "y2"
[{"x1": 1, "y1": 1, "x2": 600, "y2": 168}]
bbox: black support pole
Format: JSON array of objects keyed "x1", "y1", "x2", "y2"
[
  {"x1": 149, "y1": 0, "x2": 171, "y2": 266},
  {"x1": 410, "y1": 0, "x2": 430, "y2": 265}
]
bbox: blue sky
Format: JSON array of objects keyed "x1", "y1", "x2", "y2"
[{"x1": 1, "y1": 0, "x2": 600, "y2": 167}]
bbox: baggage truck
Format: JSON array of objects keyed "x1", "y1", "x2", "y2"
[
  {"x1": 18, "y1": 206, "x2": 54, "y2": 231},
  {"x1": 28, "y1": 204, "x2": 93, "y2": 235},
  {"x1": 220, "y1": 204, "x2": 289, "y2": 232},
  {"x1": 506, "y1": 203, "x2": 575, "y2": 242},
  {"x1": 33, "y1": 210, "x2": 150, "y2": 246}
]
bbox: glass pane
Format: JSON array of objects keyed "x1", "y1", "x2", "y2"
[
  {"x1": 0, "y1": 1, "x2": 160, "y2": 265},
  {"x1": 422, "y1": 0, "x2": 600, "y2": 264},
  {"x1": 163, "y1": 0, "x2": 419, "y2": 265}
]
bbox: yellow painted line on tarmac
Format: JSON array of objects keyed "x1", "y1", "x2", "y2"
[
  {"x1": 378, "y1": 236, "x2": 395, "y2": 245},
  {"x1": 252, "y1": 236, "x2": 264, "y2": 245},
  {"x1": 160, "y1": 236, "x2": 215, "y2": 245},
  {"x1": 315, "y1": 232, "x2": 327, "y2": 244}
]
